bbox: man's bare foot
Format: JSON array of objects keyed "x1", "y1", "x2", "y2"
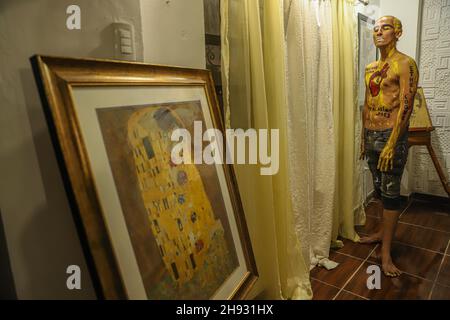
[
  {"x1": 382, "y1": 257, "x2": 402, "y2": 277},
  {"x1": 359, "y1": 232, "x2": 382, "y2": 244}
]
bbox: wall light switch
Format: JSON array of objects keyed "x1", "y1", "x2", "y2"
[
  {"x1": 113, "y1": 22, "x2": 136, "y2": 61},
  {"x1": 121, "y1": 38, "x2": 132, "y2": 46},
  {"x1": 121, "y1": 46, "x2": 133, "y2": 54}
]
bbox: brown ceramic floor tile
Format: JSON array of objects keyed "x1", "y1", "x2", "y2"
[
  {"x1": 400, "y1": 200, "x2": 450, "y2": 233},
  {"x1": 368, "y1": 242, "x2": 443, "y2": 281},
  {"x1": 344, "y1": 261, "x2": 433, "y2": 300},
  {"x1": 311, "y1": 279, "x2": 340, "y2": 300},
  {"x1": 331, "y1": 238, "x2": 377, "y2": 260},
  {"x1": 355, "y1": 215, "x2": 380, "y2": 236},
  {"x1": 310, "y1": 253, "x2": 363, "y2": 288},
  {"x1": 334, "y1": 290, "x2": 367, "y2": 300},
  {"x1": 430, "y1": 284, "x2": 450, "y2": 300},
  {"x1": 395, "y1": 222, "x2": 450, "y2": 253},
  {"x1": 436, "y1": 255, "x2": 450, "y2": 287},
  {"x1": 357, "y1": 199, "x2": 411, "y2": 235}
]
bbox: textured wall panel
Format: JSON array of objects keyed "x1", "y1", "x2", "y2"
[{"x1": 413, "y1": 0, "x2": 450, "y2": 196}]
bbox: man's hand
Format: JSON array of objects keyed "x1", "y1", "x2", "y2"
[{"x1": 377, "y1": 144, "x2": 394, "y2": 172}]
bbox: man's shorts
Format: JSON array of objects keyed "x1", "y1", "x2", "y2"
[{"x1": 364, "y1": 128, "x2": 409, "y2": 211}]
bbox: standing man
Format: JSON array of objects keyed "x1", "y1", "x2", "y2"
[{"x1": 359, "y1": 16, "x2": 419, "y2": 277}]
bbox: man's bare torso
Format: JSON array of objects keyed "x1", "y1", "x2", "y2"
[{"x1": 364, "y1": 51, "x2": 416, "y2": 131}]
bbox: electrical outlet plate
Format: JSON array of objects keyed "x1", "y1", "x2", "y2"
[{"x1": 113, "y1": 22, "x2": 136, "y2": 61}]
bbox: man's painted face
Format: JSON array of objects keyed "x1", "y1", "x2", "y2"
[{"x1": 373, "y1": 17, "x2": 398, "y2": 48}]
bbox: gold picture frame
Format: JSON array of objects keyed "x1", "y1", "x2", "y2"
[{"x1": 30, "y1": 55, "x2": 257, "y2": 300}]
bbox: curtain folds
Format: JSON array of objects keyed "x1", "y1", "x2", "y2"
[
  {"x1": 331, "y1": 0, "x2": 364, "y2": 243},
  {"x1": 221, "y1": 0, "x2": 363, "y2": 299},
  {"x1": 221, "y1": 0, "x2": 312, "y2": 300},
  {"x1": 286, "y1": 0, "x2": 337, "y2": 270}
]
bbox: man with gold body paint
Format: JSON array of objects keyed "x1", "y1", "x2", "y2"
[{"x1": 359, "y1": 16, "x2": 419, "y2": 277}]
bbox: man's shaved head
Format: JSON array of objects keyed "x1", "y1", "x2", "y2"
[{"x1": 377, "y1": 15, "x2": 403, "y2": 34}]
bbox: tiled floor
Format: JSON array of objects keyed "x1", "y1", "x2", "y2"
[{"x1": 310, "y1": 197, "x2": 450, "y2": 300}]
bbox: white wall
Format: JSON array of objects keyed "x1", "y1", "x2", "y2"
[
  {"x1": 356, "y1": 0, "x2": 381, "y2": 20},
  {"x1": 380, "y1": 0, "x2": 421, "y2": 60},
  {"x1": 140, "y1": 0, "x2": 205, "y2": 68},
  {"x1": 0, "y1": 0, "x2": 144, "y2": 299}
]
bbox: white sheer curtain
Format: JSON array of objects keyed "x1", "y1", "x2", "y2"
[
  {"x1": 285, "y1": 0, "x2": 338, "y2": 270},
  {"x1": 285, "y1": 0, "x2": 362, "y2": 269},
  {"x1": 221, "y1": 0, "x2": 313, "y2": 299}
]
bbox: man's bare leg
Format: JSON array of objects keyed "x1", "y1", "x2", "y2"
[
  {"x1": 359, "y1": 228, "x2": 382, "y2": 244},
  {"x1": 360, "y1": 199, "x2": 383, "y2": 244},
  {"x1": 381, "y1": 208, "x2": 401, "y2": 277}
]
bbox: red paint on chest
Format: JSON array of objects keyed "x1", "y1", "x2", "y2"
[{"x1": 369, "y1": 63, "x2": 390, "y2": 97}]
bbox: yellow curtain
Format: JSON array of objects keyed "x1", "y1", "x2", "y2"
[
  {"x1": 221, "y1": 0, "x2": 312, "y2": 300},
  {"x1": 331, "y1": 0, "x2": 364, "y2": 243}
]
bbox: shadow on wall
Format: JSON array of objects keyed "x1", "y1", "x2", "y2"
[
  {"x1": 1, "y1": 0, "x2": 141, "y2": 61},
  {"x1": 0, "y1": 210, "x2": 17, "y2": 299},
  {"x1": 17, "y1": 69, "x2": 97, "y2": 299},
  {"x1": 90, "y1": 23, "x2": 116, "y2": 59}
]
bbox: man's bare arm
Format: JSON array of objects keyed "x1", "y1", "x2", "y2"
[
  {"x1": 390, "y1": 58, "x2": 419, "y2": 142},
  {"x1": 378, "y1": 57, "x2": 419, "y2": 172}
]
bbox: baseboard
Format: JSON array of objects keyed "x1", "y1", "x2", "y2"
[
  {"x1": 411, "y1": 192, "x2": 450, "y2": 205},
  {"x1": 400, "y1": 194, "x2": 411, "y2": 203},
  {"x1": 363, "y1": 192, "x2": 449, "y2": 211}
]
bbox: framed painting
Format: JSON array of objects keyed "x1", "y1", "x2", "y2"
[
  {"x1": 358, "y1": 13, "x2": 378, "y2": 110},
  {"x1": 30, "y1": 55, "x2": 257, "y2": 300},
  {"x1": 357, "y1": 13, "x2": 379, "y2": 205}
]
